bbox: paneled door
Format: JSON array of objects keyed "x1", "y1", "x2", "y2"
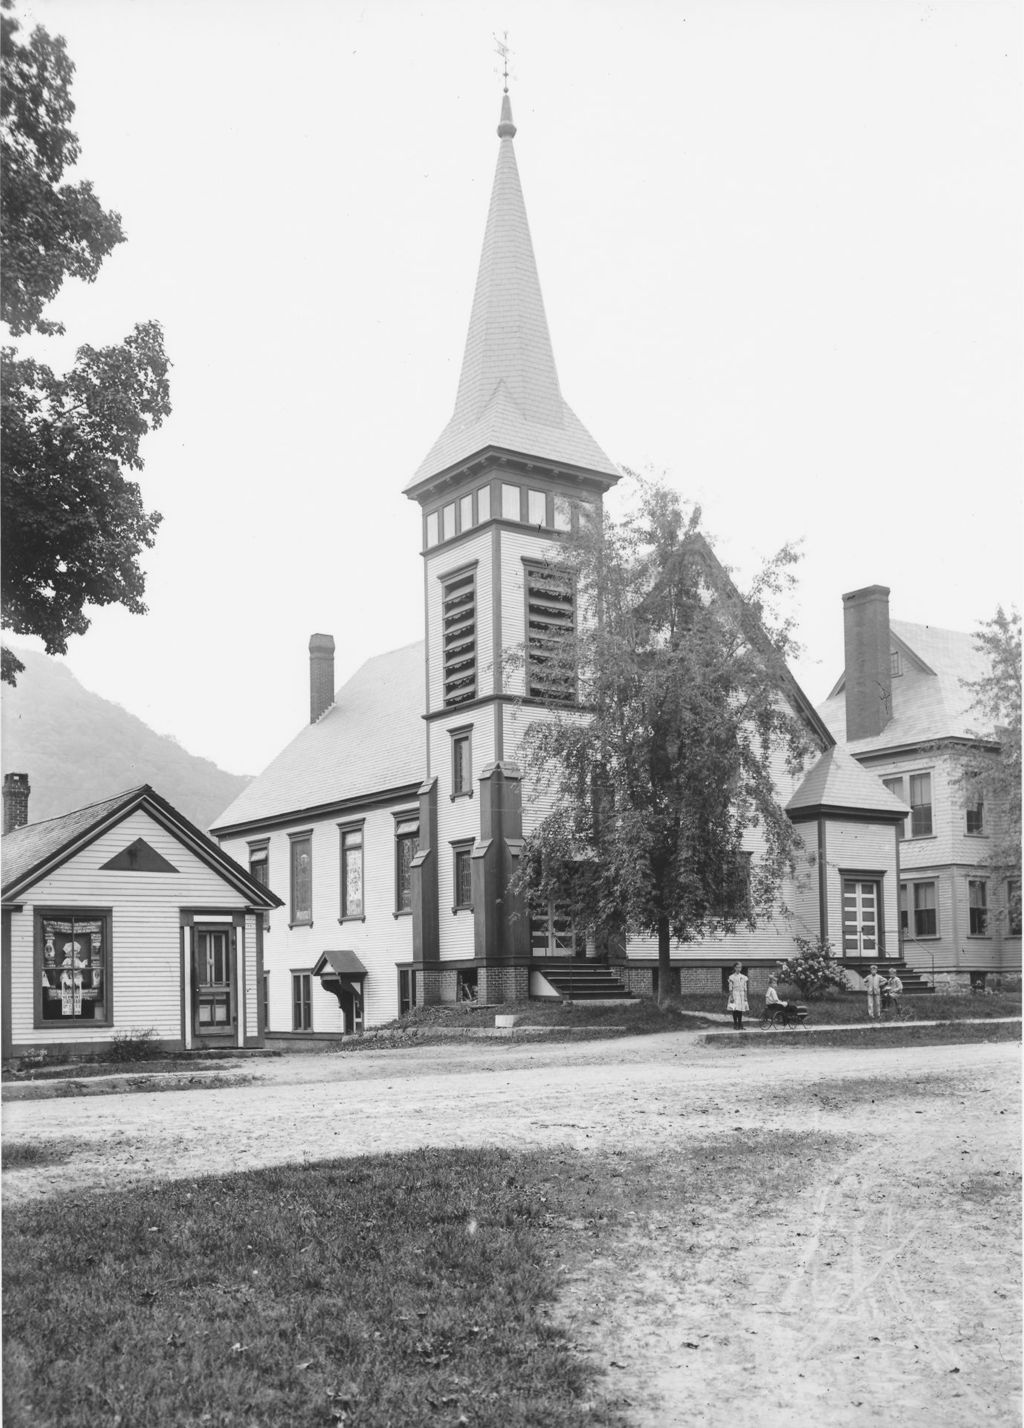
[
  {"x1": 194, "y1": 927, "x2": 234, "y2": 1036},
  {"x1": 842, "y1": 880, "x2": 879, "y2": 957}
]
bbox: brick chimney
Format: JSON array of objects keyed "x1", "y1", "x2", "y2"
[
  {"x1": 842, "y1": 585, "x2": 893, "y2": 741},
  {"x1": 3, "y1": 772, "x2": 31, "y2": 833},
  {"x1": 309, "y1": 633, "x2": 336, "y2": 724}
]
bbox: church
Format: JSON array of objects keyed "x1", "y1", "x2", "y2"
[{"x1": 210, "y1": 90, "x2": 908, "y2": 1039}]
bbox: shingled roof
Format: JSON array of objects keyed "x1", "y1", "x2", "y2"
[
  {"x1": 2, "y1": 786, "x2": 282, "y2": 905},
  {"x1": 786, "y1": 746, "x2": 910, "y2": 818},
  {"x1": 818, "y1": 619, "x2": 994, "y2": 753},
  {"x1": 210, "y1": 642, "x2": 425, "y2": 833},
  {"x1": 407, "y1": 93, "x2": 619, "y2": 491}
]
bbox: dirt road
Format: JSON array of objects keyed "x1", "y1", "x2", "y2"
[{"x1": 3, "y1": 1033, "x2": 1020, "y2": 1426}]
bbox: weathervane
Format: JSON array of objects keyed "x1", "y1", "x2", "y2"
[{"x1": 493, "y1": 31, "x2": 512, "y2": 93}]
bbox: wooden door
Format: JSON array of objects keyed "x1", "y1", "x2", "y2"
[{"x1": 194, "y1": 928, "x2": 234, "y2": 1035}]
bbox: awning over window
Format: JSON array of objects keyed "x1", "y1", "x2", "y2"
[{"x1": 313, "y1": 949, "x2": 367, "y2": 999}]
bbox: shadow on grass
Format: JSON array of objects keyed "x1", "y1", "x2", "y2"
[{"x1": 3, "y1": 1132, "x2": 848, "y2": 1428}]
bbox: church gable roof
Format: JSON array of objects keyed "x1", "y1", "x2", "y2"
[
  {"x1": 210, "y1": 642, "x2": 425, "y2": 833},
  {"x1": 407, "y1": 93, "x2": 618, "y2": 491},
  {"x1": 818, "y1": 619, "x2": 993, "y2": 752}
]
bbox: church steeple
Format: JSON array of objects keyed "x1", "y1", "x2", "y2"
[{"x1": 406, "y1": 93, "x2": 618, "y2": 493}]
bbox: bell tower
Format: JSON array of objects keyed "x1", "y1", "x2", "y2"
[{"x1": 404, "y1": 89, "x2": 619, "y2": 997}]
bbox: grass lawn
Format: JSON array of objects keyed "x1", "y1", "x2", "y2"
[
  {"x1": 722, "y1": 1021, "x2": 1021, "y2": 1051},
  {"x1": 2, "y1": 1134, "x2": 831, "y2": 1428},
  {"x1": 677, "y1": 990, "x2": 1022, "y2": 1024}
]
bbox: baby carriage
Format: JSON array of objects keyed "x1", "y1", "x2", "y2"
[{"x1": 759, "y1": 1000, "x2": 809, "y2": 1030}]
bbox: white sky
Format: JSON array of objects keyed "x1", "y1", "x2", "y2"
[{"x1": 8, "y1": 0, "x2": 1022, "y2": 776}]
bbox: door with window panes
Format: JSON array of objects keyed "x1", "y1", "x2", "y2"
[
  {"x1": 842, "y1": 880, "x2": 881, "y2": 958},
  {"x1": 193, "y1": 926, "x2": 235, "y2": 1038}
]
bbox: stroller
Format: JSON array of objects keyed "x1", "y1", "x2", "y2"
[{"x1": 759, "y1": 1000, "x2": 809, "y2": 1030}]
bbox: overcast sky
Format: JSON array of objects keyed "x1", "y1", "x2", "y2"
[{"x1": 8, "y1": 0, "x2": 1022, "y2": 778}]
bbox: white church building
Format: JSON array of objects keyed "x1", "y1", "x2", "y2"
[{"x1": 211, "y1": 91, "x2": 908, "y2": 1038}]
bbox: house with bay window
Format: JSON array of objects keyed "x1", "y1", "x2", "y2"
[
  {"x1": 1, "y1": 780, "x2": 281, "y2": 1060},
  {"x1": 210, "y1": 90, "x2": 909, "y2": 1033},
  {"x1": 818, "y1": 585, "x2": 1021, "y2": 988}
]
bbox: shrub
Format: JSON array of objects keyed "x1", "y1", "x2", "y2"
[
  {"x1": 108, "y1": 1028, "x2": 163, "y2": 1063},
  {"x1": 776, "y1": 936, "x2": 849, "y2": 1000}
]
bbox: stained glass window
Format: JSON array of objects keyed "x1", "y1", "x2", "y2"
[
  {"x1": 395, "y1": 817, "x2": 419, "y2": 912},
  {"x1": 38, "y1": 912, "x2": 109, "y2": 1024},
  {"x1": 341, "y1": 825, "x2": 364, "y2": 918},
  {"x1": 290, "y1": 834, "x2": 312, "y2": 924}
]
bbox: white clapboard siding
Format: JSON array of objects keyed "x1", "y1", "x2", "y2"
[
  {"x1": 11, "y1": 809, "x2": 254, "y2": 1047},
  {"x1": 222, "y1": 802, "x2": 415, "y2": 1031},
  {"x1": 824, "y1": 821, "x2": 903, "y2": 957}
]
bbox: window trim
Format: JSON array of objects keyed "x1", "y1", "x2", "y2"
[
  {"x1": 337, "y1": 818, "x2": 367, "y2": 924},
  {"x1": 393, "y1": 809, "x2": 420, "y2": 916},
  {"x1": 907, "y1": 771, "x2": 934, "y2": 839},
  {"x1": 907, "y1": 878, "x2": 939, "y2": 940},
  {"x1": 967, "y1": 878, "x2": 990, "y2": 938},
  {"x1": 247, "y1": 839, "x2": 271, "y2": 930},
  {"x1": 34, "y1": 907, "x2": 114, "y2": 1031},
  {"x1": 291, "y1": 970, "x2": 313, "y2": 1031},
  {"x1": 450, "y1": 725, "x2": 473, "y2": 800},
  {"x1": 452, "y1": 839, "x2": 474, "y2": 912},
  {"x1": 288, "y1": 830, "x2": 314, "y2": 928}
]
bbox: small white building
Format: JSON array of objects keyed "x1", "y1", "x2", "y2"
[{"x1": 1, "y1": 782, "x2": 281, "y2": 1060}]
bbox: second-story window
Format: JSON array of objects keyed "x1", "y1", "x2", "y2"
[
  {"x1": 442, "y1": 570, "x2": 477, "y2": 706},
  {"x1": 966, "y1": 799, "x2": 984, "y2": 835},
  {"x1": 395, "y1": 816, "x2": 419, "y2": 913},
  {"x1": 451, "y1": 729, "x2": 472, "y2": 797},
  {"x1": 340, "y1": 823, "x2": 364, "y2": 919},
  {"x1": 908, "y1": 772, "x2": 933, "y2": 838},
  {"x1": 289, "y1": 833, "x2": 312, "y2": 925},
  {"x1": 526, "y1": 563, "x2": 575, "y2": 703},
  {"x1": 882, "y1": 777, "x2": 906, "y2": 839}
]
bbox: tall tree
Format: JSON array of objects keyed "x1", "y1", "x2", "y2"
[
  {"x1": 510, "y1": 478, "x2": 817, "y2": 998},
  {"x1": 0, "y1": 0, "x2": 170, "y2": 684},
  {"x1": 958, "y1": 606, "x2": 1022, "y2": 928}
]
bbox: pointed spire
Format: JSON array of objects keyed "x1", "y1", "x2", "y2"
[{"x1": 407, "y1": 94, "x2": 618, "y2": 492}]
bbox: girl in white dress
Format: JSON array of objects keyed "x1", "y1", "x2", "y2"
[{"x1": 727, "y1": 961, "x2": 749, "y2": 1031}]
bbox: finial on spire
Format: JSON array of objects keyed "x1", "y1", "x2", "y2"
[
  {"x1": 494, "y1": 32, "x2": 516, "y2": 138},
  {"x1": 494, "y1": 31, "x2": 511, "y2": 93}
]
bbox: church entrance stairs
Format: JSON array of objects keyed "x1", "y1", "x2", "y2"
[{"x1": 531, "y1": 960, "x2": 635, "y2": 1001}]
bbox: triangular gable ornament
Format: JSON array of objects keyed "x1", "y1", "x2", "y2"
[{"x1": 100, "y1": 838, "x2": 179, "y2": 873}]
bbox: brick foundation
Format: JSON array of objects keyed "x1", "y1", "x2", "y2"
[{"x1": 478, "y1": 965, "x2": 529, "y2": 1004}]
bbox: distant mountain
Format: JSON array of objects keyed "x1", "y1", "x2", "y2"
[{"x1": 1, "y1": 649, "x2": 251, "y2": 831}]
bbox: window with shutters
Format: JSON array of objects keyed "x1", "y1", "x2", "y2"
[
  {"x1": 525, "y1": 562, "x2": 575, "y2": 703},
  {"x1": 442, "y1": 568, "x2": 477, "y2": 707}
]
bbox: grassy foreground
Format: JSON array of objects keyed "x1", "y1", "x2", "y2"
[{"x1": 3, "y1": 1134, "x2": 831, "y2": 1428}]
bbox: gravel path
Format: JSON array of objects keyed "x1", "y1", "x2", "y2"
[{"x1": 3, "y1": 1032, "x2": 1020, "y2": 1426}]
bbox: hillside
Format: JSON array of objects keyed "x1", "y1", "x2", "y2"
[{"x1": 1, "y1": 650, "x2": 251, "y2": 832}]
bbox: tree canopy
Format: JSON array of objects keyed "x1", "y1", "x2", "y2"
[
  {"x1": 510, "y1": 478, "x2": 818, "y2": 997},
  {"x1": 0, "y1": 0, "x2": 169, "y2": 684},
  {"x1": 958, "y1": 606, "x2": 1022, "y2": 926}
]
